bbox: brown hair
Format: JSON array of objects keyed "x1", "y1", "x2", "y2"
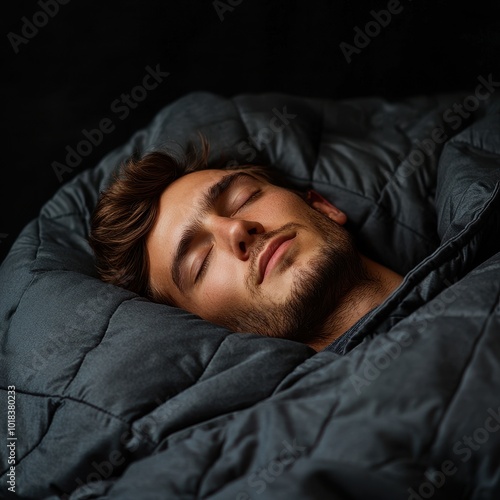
[{"x1": 88, "y1": 135, "x2": 278, "y2": 303}]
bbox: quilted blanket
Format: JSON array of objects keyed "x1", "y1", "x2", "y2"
[{"x1": 1, "y1": 87, "x2": 500, "y2": 499}]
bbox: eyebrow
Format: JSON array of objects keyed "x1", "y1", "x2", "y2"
[{"x1": 171, "y1": 171, "x2": 256, "y2": 293}]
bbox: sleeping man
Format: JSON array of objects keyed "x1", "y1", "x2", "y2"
[{"x1": 89, "y1": 138, "x2": 404, "y2": 353}]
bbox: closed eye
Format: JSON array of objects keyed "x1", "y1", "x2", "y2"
[
  {"x1": 231, "y1": 189, "x2": 263, "y2": 216},
  {"x1": 195, "y1": 246, "x2": 213, "y2": 283}
]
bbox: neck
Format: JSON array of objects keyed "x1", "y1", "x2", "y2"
[{"x1": 307, "y1": 255, "x2": 404, "y2": 352}]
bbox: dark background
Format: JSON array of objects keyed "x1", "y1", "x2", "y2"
[{"x1": 2, "y1": 0, "x2": 500, "y2": 263}]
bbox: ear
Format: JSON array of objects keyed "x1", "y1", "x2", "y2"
[{"x1": 306, "y1": 190, "x2": 347, "y2": 225}]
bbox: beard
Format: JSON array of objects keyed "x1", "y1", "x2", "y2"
[{"x1": 217, "y1": 204, "x2": 376, "y2": 345}]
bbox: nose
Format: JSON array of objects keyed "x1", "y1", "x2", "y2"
[{"x1": 210, "y1": 216, "x2": 264, "y2": 260}]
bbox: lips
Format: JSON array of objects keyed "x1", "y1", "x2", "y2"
[{"x1": 257, "y1": 234, "x2": 296, "y2": 284}]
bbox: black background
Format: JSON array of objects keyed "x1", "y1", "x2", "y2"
[{"x1": 2, "y1": 0, "x2": 500, "y2": 263}]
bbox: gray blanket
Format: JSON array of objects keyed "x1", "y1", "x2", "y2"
[{"x1": 1, "y1": 88, "x2": 500, "y2": 499}]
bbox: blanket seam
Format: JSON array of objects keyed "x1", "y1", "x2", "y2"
[
  {"x1": 39, "y1": 212, "x2": 87, "y2": 221},
  {"x1": 425, "y1": 285, "x2": 500, "y2": 463},
  {"x1": 450, "y1": 140, "x2": 500, "y2": 158},
  {"x1": 0, "y1": 386, "x2": 133, "y2": 424},
  {"x1": 0, "y1": 388, "x2": 146, "y2": 479},
  {"x1": 61, "y1": 297, "x2": 135, "y2": 394},
  {"x1": 2, "y1": 221, "x2": 41, "y2": 336},
  {"x1": 347, "y1": 181, "x2": 500, "y2": 349},
  {"x1": 196, "y1": 337, "x2": 230, "y2": 384},
  {"x1": 311, "y1": 101, "x2": 325, "y2": 181},
  {"x1": 0, "y1": 397, "x2": 62, "y2": 478}
]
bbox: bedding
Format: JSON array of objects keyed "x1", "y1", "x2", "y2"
[{"x1": 1, "y1": 89, "x2": 500, "y2": 499}]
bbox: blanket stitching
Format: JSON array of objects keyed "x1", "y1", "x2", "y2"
[
  {"x1": 0, "y1": 388, "x2": 152, "y2": 478},
  {"x1": 40, "y1": 212, "x2": 87, "y2": 221},
  {"x1": 2, "y1": 220, "x2": 41, "y2": 334},
  {"x1": 0, "y1": 396, "x2": 62, "y2": 478},
  {"x1": 194, "y1": 432, "x2": 225, "y2": 497},
  {"x1": 0, "y1": 386, "x2": 133, "y2": 424},
  {"x1": 361, "y1": 157, "x2": 437, "y2": 243},
  {"x1": 231, "y1": 98, "x2": 266, "y2": 158},
  {"x1": 310, "y1": 101, "x2": 325, "y2": 181},
  {"x1": 292, "y1": 172, "x2": 372, "y2": 199},
  {"x1": 451, "y1": 139, "x2": 500, "y2": 158},
  {"x1": 196, "y1": 337, "x2": 229, "y2": 383},
  {"x1": 61, "y1": 297, "x2": 135, "y2": 394},
  {"x1": 347, "y1": 181, "x2": 500, "y2": 349},
  {"x1": 424, "y1": 284, "x2": 500, "y2": 465}
]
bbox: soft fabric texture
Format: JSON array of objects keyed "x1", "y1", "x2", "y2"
[{"x1": 1, "y1": 90, "x2": 500, "y2": 499}]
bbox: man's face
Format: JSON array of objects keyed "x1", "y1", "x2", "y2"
[{"x1": 147, "y1": 168, "x2": 365, "y2": 345}]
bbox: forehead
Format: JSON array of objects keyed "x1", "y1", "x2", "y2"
[
  {"x1": 162, "y1": 168, "x2": 230, "y2": 212},
  {"x1": 156, "y1": 168, "x2": 237, "y2": 228}
]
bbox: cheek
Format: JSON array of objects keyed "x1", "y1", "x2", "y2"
[{"x1": 196, "y1": 253, "x2": 247, "y2": 318}]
